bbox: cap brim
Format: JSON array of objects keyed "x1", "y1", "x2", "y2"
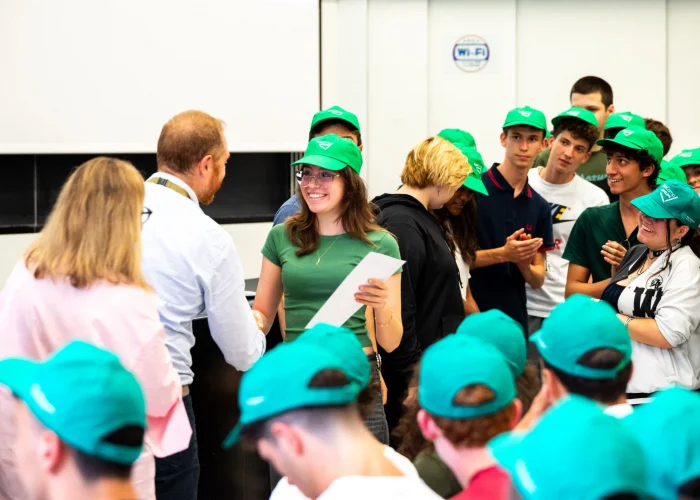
[
  {"x1": 596, "y1": 137, "x2": 642, "y2": 153},
  {"x1": 291, "y1": 155, "x2": 348, "y2": 171},
  {"x1": 222, "y1": 422, "x2": 242, "y2": 449},
  {"x1": 464, "y1": 175, "x2": 489, "y2": 195},
  {"x1": 0, "y1": 358, "x2": 39, "y2": 400},
  {"x1": 503, "y1": 120, "x2": 546, "y2": 131},
  {"x1": 631, "y1": 196, "x2": 676, "y2": 220},
  {"x1": 488, "y1": 431, "x2": 527, "y2": 477}
]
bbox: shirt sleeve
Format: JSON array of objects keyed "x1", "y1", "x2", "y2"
[
  {"x1": 562, "y1": 208, "x2": 590, "y2": 267},
  {"x1": 272, "y1": 196, "x2": 300, "y2": 226},
  {"x1": 654, "y1": 254, "x2": 700, "y2": 347},
  {"x1": 204, "y1": 236, "x2": 266, "y2": 372},
  {"x1": 535, "y1": 200, "x2": 555, "y2": 252},
  {"x1": 261, "y1": 224, "x2": 283, "y2": 267},
  {"x1": 375, "y1": 231, "x2": 403, "y2": 273},
  {"x1": 95, "y1": 291, "x2": 192, "y2": 457}
]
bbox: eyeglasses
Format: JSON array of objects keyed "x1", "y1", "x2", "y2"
[
  {"x1": 141, "y1": 208, "x2": 153, "y2": 226},
  {"x1": 295, "y1": 170, "x2": 340, "y2": 187}
]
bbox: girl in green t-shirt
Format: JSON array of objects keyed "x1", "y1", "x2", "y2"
[{"x1": 251, "y1": 134, "x2": 403, "y2": 444}]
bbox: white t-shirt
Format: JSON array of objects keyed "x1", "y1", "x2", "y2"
[
  {"x1": 604, "y1": 403, "x2": 634, "y2": 418},
  {"x1": 618, "y1": 246, "x2": 700, "y2": 394},
  {"x1": 526, "y1": 168, "x2": 609, "y2": 317},
  {"x1": 270, "y1": 447, "x2": 431, "y2": 500},
  {"x1": 455, "y1": 251, "x2": 471, "y2": 299}
]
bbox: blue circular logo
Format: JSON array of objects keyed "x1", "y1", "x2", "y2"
[{"x1": 453, "y1": 35, "x2": 490, "y2": 73}]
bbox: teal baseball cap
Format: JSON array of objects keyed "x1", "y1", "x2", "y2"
[
  {"x1": 604, "y1": 111, "x2": 646, "y2": 131},
  {"x1": 490, "y1": 395, "x2": 647, "y2": 500},
  {"x1": 626, "y1": 387, "x2": 700, "y2": 500},
  {"x1": 437, "y1": 128, "x2": 477, "y2": 150},
  {"x1": 551, "y1": 106, "x2": 599, "y2": 129},
  {"x1": 632, "y1": 180, "x2": 700, "y2": 230},
  {"x1": 223, "y1": 341, "x2": 361, "y2": 448},
  {"x1": 0, "y1": 340, "x2": 146, "y2": 465},
  {"x1": 530, "y1": 294, "x2": 631, "y2": 380},
  {"x1": 671, "y1": 148, "x2": 700, "y2": 169},
  {"x1": 309, "y1": 105, "x2": 361, "y2": 134},
  {"x1": 597, "y1": 126, "x2": 664, "y2": 163},
  {"x1": 503, "y1": 106, "x2": 547, "y2": 131},
  {"x1": 295, "y1": 323, "x2": 370, "y2": 389},
  {"x1": 418, "y1": 334, "x2": 516, "y2": 420},
  {"x1": 456, "y1": 310, "x2": 526, "y2": 377},
  {"x1": 291, "y1": 134, "x2": 363, "y2": 175},
  {"x1": 657, "y1": 160, "x2": 688, "y2": 185}
]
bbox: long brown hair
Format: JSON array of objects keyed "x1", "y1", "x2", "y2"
[
  {"x1": 285, "y1": 166, "x2": 384, "y2": 256},
  {"x1": 25, "y1": 157, "x2": 149, "y2": 290},
  {"x1": 434, "y1": 189, "x2": 479, "y2": 267}
]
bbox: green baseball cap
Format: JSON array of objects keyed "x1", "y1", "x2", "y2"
[
  {"x1": 223, "y1": 341, "x2": 360, "y2": 448},
  {"x1": 456, "y1": 310, "x2": 526, "y2": 377},
  {"x1": 0, "y1": 340, "x2": 146, "y2": 465},
  {"x1": 671, "y1": 148, "x2": 700, "y2": 169},
  {"x1": 459, "y1": 145, "x2": 488, "y2": 196},
  {"x1": 657, "y1": 160, "x2": 688, "y2": 185},
  {"x1": 631, "y1": 180, "x2": 700, "y2": 230},
  {"x1": 551, "y1": 106, "x2": 599, "y2": 129},
  {"x1": 604, "y1": 111, "x2": 646, "y2": 131},
  {"x1": 437, "y1": 128, "x2": 477, "y2": 150},
  {"x1": 530, "y1": 294, "x2": 631, "y2": 380},
  {"x1": 503, "y1": 106, "x2": 547, "y2": 131},
  {"x1": 295, "y1": 323, "x2": 370, "y2": 389},
  {"x1": 309, "y1": 105, "x2": 361, "y2": 134},
  {"x1": 418, "y1": 334, "x2": 516, "y2": 420},
  {"x1": 490, "y1": 395, "x2": 647, "y2": 500},
  {"x1": 291, "y1": 134, "x2": 363, "y2": 175},
  {"x1": 625, "y1": 387, "x2": 700, "y2": 500},
  {"x1": 596, "y1": 126, "x2": 664, "y2": 163}
]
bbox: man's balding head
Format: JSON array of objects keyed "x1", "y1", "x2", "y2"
[{"x1": 157, "y1": 110, "x2": 226, "y2": 175}]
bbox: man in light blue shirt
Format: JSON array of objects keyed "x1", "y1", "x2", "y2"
[
  {"x1": 272, "y1": 105, "x2": 363, "y2": 226},
  {"x1": 142, "y1": 110, "x2": 266, "y2": 499}
]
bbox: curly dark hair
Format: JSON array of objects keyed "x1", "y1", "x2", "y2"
[
  {"x1": 433, "y1": 188, "x2": 478, "y2": 268},
  {"x1": 603, "y1": 144, "x2": 659, "y2": 188},
  {"x1": 552, "y1": 117, "x2": 599, "y2": 151}
]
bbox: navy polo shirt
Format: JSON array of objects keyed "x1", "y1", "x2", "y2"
[{"x1": 469, "y1": 164, "x2": 555, "y2": 330}]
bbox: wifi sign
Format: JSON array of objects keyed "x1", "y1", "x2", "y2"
[{"x1": 453, "y1": 35, "x2": 490, "y2": 73}]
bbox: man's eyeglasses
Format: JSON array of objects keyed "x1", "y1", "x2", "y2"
[
  {"x1": 295, "y1": 170, "x2": 340, "y2": 187},
  {"x1": 141, "y1": 208, "x2": 153, "y2": 226}
]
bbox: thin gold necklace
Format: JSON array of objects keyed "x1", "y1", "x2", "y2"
[{"x1": 316, "y1": 236, "x2": 341, "y2": 265}]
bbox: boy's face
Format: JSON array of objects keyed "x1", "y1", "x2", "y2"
[
  {"x1": 500, "y1": 126, "x2": 546, "y2": 170},
  {"x1": 683, "y1": 165, "x2": 700, "y2": 195},
  {"x1": 547, "y1": 130, "x2": 592, "y2": 177},
  {"x1": 571, "y1": 91, "x2": 613, "y2": 136},
  {"x1": 605, "y1": 152, "x2": 652, "y2": 195}
]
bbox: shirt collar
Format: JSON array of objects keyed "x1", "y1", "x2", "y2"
[
  {"x1": 487, "y1": 164, "x2": 532, "y2": 198},
  {"x1": 147, "y1": 172, "x2": 199, "y2": 203}
]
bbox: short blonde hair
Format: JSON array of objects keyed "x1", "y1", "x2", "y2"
[
  {"x1": 400, "y1": 136, "x2": 471, "y2": 189},
  {"x1": 25, "y1": 157, "x2": 149, "y2": 290},
  {"x1": 157, "y1": 110, "x2": 226, "y2": 174}
]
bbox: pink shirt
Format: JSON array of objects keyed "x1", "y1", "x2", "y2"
[
  {"x1": 0, "y1": 263, "x2": 191, "y2": 500},
  {"x1": 450, "y1": 466, "x2": 512, "y2": 500}
]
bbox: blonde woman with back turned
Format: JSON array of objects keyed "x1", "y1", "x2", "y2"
[{"x1": 0, "y1": 157, "x2": 191, "y2": 500}]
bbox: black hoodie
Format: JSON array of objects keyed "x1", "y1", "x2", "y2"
[{"x1": 373, "y1": 194, "x2": 464, "y2": 416}]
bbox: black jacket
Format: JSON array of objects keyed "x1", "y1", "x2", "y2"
[{"x1": 373, "y1": 194, "x2": 465, "y2": 371}]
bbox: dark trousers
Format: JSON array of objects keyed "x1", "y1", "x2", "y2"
[{"x1": 155, "y1": 394, "x2": 200, "y2": 500}]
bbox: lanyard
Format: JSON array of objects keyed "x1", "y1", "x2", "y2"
[{"x1": 147, "y1": 177, "x2": 193, "y2": 201}]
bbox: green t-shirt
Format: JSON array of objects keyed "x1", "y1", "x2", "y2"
[
  {"x1": 562, "y1": 202, "x2": 639, "y2": 283},
  {"x1": 535, "y1": 148, "x2": 611, "y2": 198},
  {"x1": 262, "y1": 224, "x2": 401, "y2": 346},
  {"x1": 414, "y1": 450, "x2": 461, "y2": 498}
]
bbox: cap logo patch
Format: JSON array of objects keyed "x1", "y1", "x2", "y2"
[
  {"x1": 518, "y1": 111, "x2": 532, "y2": 117},
  {"x1": 317, "y1": 141, "x2": 333, "y2": 150},
  {"x1": 622, "y1": 130, "x2": 634, "y2": 137},
  {"x1": 329, "y1": 110, "x2": 343, "y2": 116},
  {"x1": 680, "y1": 152, "x2": 693, "y2": 158},
  {"x1": 567, "y1": 110, "x2": 580, "y2": 116},
  {"x1": 683, "y1": 213, "x2": 696, "y2": 225},
  {"x1": 660, "y1": 185, "x2": 678, "y2": 203},
  {"x1": 30, "y1": 384, "x2": 56, "y2": 414},
  {"x1": 621, "y1": 115, "x2": 633, "y2": 122},
  {"x1": 246, "y1": 396, "x2": 265, "y2": 406}
]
